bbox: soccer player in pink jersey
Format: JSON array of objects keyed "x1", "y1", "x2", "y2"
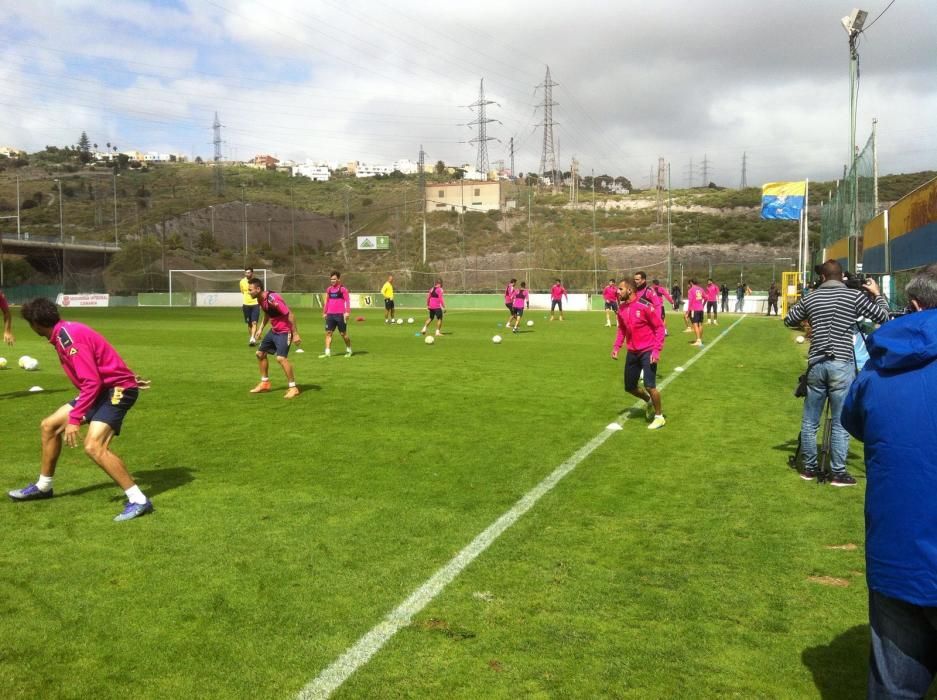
[
  {"x1": 508, "y1": 280, "x2": 530, "y2": 332},
  {"x1": 549, "y1": 278, "x2": 568, "y2": 321},
  {"x1": 248, "y1": 278, "x2": 301, "y2": 398},
  {"x1": 686, "y1": 278, "x2": 707, "y2": 346},
  {"x1": 0, "y1": 289, "x2": 14, "y2": 345},
  {"x1": 320, "y1": 271, "x2": 352, "y2": 358},
  {"x1": 8, "y1": 298, "x2": 153, "y2": 521},
  {"x1": 602, "y1": 278, "x2": 619, "y2": 327},
  {"x1": 705, "y1": 278, "x2": 720, "y2": 325},
  {"x1": 421, "y1": 278, "x2": 446, "y2": 336},
  {"x1": 503, "y1": 278, "x2": 517, "y2": 326},
  {"x1": 611, "y1": 279, "x2": 667, "y2": 430}
]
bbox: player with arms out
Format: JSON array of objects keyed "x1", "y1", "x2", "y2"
[
  {"x1": 240, "y1": 267, "x2": 260, "y2": 345},
  {"x1": 249, "y1": 279, "x2": 301, "y2": 398},
  {"x1": 8, "y1": 298, "x2": 153, "y2": 521},
  {"x1": 320, "y1": 271, "x2": 353, "y2": 358},
  {"x1": 602, "y1": 278, "x2": 619, "y2": 327},
  {"x1": 1, "y1": 288, "x2": 14, "y2": 345},
  {"x1": 611, "y1": 280, "x2": 667, "y2": 430},
  {"x1": 421, "y1": 278, "x2": 446, "y2": 337}
]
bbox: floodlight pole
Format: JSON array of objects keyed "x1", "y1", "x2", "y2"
[
  {"x1": 666, "y1": 162, "x2": 672, "y2": 287},
  {"x1": 112, "y1": 170, "x2": 119, "y2": 246},
  {"x1": 592, "y1": 171, "x2": 597, "y2": 293},
  {"x1": 845, "y1": 9, "x2": 867, "y2": 273},
  {"x1": 55, "y1": 178, "x2": 65, "y2": 292}
]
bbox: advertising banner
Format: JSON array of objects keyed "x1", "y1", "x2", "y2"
[{"x1": 56, "y1": 293, "x2": 109, "y2": 307}]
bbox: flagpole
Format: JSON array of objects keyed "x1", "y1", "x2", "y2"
[{"x1": 802, "y1": 178, "x2": 810, "y2": 287}]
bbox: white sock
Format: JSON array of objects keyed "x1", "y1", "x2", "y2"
[
  {"x1": 288, "y1": 381, "x2": 296, "y2": 388},
  {"x1": 655, "y1": 414, "x2": 663, "y2": 419},
  {"x1": 324, "y1": 349, "x2": 331, "y2": 356},
  {"x1": 261, "y1": 376, "x2": 269, "y2": 382},
  {"x1": 37, "y1": 475, "x2": 54, "y2": 492},
  {"x1": 125, "y1": 485, "x2": 147, "y2": 505}
]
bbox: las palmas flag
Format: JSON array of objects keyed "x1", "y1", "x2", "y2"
[{"x1": 761, "y1": 181, "x2": 806, "y2": 220}]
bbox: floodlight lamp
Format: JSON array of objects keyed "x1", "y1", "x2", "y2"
[{"x1": 841, "y1": 8, "x2": 868, "y2": 36}]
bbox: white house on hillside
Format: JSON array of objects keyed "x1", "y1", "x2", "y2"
[{"x1": 294, "y1": 162, "x2": 330, "y2": 181}]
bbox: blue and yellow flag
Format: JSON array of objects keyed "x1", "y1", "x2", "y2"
[{"x1": 761, "y1": 181, "x2": 806, "y2": 220}]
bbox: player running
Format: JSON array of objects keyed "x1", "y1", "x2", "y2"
[
  {"x1": 503, "y1": 278, "x2": 517, "y2": 326},
  {"x1": 1, "y1": 288, "x2": 14, "y2": 345},
  {"x1": 240, "y1": 267, "x2": 260, "y2": 345},
  {"x1": 611, "y1": 279, "x2": 666, "y2": 430},
  {"x1": 8, "y1": 298, "x2": 153, "y2": 521},
  {"x1": 320, "y1": 271, "x2": 352, "y2": 358},
  {"x1": 602, "y1": 278, "x2": 619, "y2": 327},
  {"x1": 509, "y1": 281, "x2": 530, "y2": 332},
  {"x1": 549, "y1": 278, "x2": 568, "y2": 321},
  {"x1": 421, "y1": 278, "x2": 446, "y2": 337},
  {"x1": 249, "y1": 279, "x2": 301, "y2": 398}
]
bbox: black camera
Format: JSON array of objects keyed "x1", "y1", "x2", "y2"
[{"x1": 844, "y1": 273, "x2": 870, "y2": 290}]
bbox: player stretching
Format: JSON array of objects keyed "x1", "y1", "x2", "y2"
[
  {"x1": 381, "y1": 274, "x2": 396, "y2": 323},
  {"x1": 8, "y1": 298, "x2": 153, "y2": 521},
  {"x1": 1, "y1": 288, "x2": 14, "y2": 345},
  {"x1": 611, "y1": 280, "x2": 666, "y2": 430},
  {"x1": 249, "y1": 279, "x2": 301, "y2": 398},
  {"x1": 509, "y1": 281, "x2": 529, "y2": 332},
  {"x1": 503, "y1": 278, "x2": 517, "y2": 326},
  {"x1": 550, "y1": 278, "x2": 568, "y2": 321},
  {"x1": 602, "y1": 278, "x2": 618, "y2": 326},
  {"x1": 650, "y1": 278, "x2": 674, "y2": 334},
  {"x1": 240, "y1": 267, "x2": 260, "y2": 345},
  {"x1": 320, "y1": 271, "x2": 352, "y2": 358},
  {"x1": 686, "y1": 278, "x2": 706, "y2": 346},
  {"x1": 421, "y1": 278, "x2": 446, "y2": 337}
]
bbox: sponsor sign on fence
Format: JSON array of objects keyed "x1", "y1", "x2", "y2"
[
  {"x1": 56, "y1": 293, "x2": 109, "y2": 307},
  {"x1": 356, "y1": 236, "x2": 390, "y2": 250}
]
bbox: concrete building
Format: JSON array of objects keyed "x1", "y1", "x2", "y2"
[
  {"x1": 293, "y1": 162, "x2": 331, "y2": 181},
  {"x1": 426, "y1": 181, "x2": 502, "y2": 213},
  {"x1": 392, "y1": 158, "x2": 419, "y2": 175},
  {"x1": 248, "y1": 154, "x2": 279, "y2": 170}
]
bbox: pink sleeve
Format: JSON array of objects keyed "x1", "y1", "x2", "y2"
[
  {"x1": 0, "y1": 292, "x2": 8, "y2": 312},
  {"x1": 649, "y1": 310, "x2": 665, "y2": 353},
  {"x1": 66, "y1": 341, "x2": 105, "y2": 425},
  {"x1": 613, "y1": 312, "x2": 627, "y2": 353},
  {"x1": 342, "y1": 287, "x2": 350, "y2": 314}
]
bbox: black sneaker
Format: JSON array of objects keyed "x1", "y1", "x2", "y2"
[
  {"x1": 799, "y1": 468, "x2": 818, "y2": 481},
  {"x1": 830, "y1": 472, "x2": 857, "y2": 487}
]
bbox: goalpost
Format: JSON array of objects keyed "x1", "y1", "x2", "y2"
[{"x1": 167, "y1": 269, "x2": 285, "y2": 307}]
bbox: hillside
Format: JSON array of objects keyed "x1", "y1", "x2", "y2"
[{"x1": 0, "y1": 155, "x2": 933, "y2": 293}]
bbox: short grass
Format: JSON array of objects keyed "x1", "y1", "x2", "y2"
[{"x1": 0, "y1": 307, "x2": 870, "y2": 698}]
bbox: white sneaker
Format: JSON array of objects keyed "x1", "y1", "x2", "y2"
[
  {"x1": 345, "y1": 349, "x2": 353, "y2": 357},
  {"x1": 435, "y1": 331, "x2": 441, "y2": 337},
  {"x1": 648, "y1": 415, "x2": 666, "y2": 430}
]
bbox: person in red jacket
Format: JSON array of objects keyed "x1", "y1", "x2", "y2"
[{"x1": 611, "y1": 279, "x2": 667, "y2": 430}]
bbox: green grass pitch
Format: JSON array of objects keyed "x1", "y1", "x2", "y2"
[{"x1": 0, "y1": 307, "x2": 870, "y2": 698}]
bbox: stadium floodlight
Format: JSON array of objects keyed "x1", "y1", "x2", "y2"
[{"x1": 840, "y1": 8, "x2": 868, "y2": 37}]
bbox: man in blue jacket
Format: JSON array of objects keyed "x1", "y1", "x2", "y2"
[{"x1": 841, "y1": 264, "x2": 937, "y2": 698}]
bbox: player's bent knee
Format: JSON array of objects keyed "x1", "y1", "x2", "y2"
[{"x1": 255, "y1": 350, "x2": 265, "y2": 360}]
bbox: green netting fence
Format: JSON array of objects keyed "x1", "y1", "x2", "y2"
[{"x1": 820, "y1": 131, "x2": 875, "y2": 260}]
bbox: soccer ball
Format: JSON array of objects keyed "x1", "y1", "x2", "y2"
[
  {"x1": 23, "y1": 357, "x2": 39, "y2": 371},
  {"x1": 0, "y1": 357, "x2": 6, "y2": 369},
  {"x1": 492, "y1": 335, "x2": 502, "y2": 344},
  {"x1": 407, "y1": 317, "x2": 414, "y2": 324},
  {"x1": 795, "y1": 335, "x2": 805, "y2": 344},
  {"x1": 526, "y1": 320, "x2": 534, "y2": 327},
  {"x1": 424, "y1": 335, "x2": 435, "y2": 345},
  {"x1": 18, "y1": 355, "x2": 30, "y2": 368},
  {"x1": 396, "y1": 318, "x2": 403, "y2": 325}
]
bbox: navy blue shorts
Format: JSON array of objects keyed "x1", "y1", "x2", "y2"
[
  {"x1": 605, "y1": 301, "x2": 618, "y2": 311},
  {"x1": 243, "y1": 304, "x2": 260, "y2": 325},
  {"x1": 505, "y1": 303, "x2": 513, "y2": 313},
  {"x1": 69, "y1": 386, "x2": 139, "y2": 435},
  {"x1": 513, "y1": 307, "x2": 524, "y2": 317},
  {"x1": 384, "y1": 299, "x2": 394, "y2": 310},
  {"x1": 551, "y1": 299, "x2": 562, "y2": 311},
  {"x1": 259, "y1": 329, "x2": 292, "y2": 357},
  {"x1": 691, "y1": 310, "x2": 704, "y2": 324},
  {"x1": 428, "y1": 308, "x2": 443, "y2": 321},
  {"x1": 325, "y1": 313, "x2": 347, "y2": 333},
  {"x1": 706, "y1": 301, "x2": 717, "y2": 313},
  {"x1": 625, "y1": 350, "x2": 657, "y2": 391}
]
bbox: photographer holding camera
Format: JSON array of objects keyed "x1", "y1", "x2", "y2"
[
  {"x1": 783, "y1": 259, "x2": 889, "y2": 485},
  {"x1": 840, "y1": 265, "x2": 937, "y2": 698}
]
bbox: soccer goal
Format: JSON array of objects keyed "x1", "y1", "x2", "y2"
[{"x1": 167, "y1": 269, "x2": 285, "y2": 307}]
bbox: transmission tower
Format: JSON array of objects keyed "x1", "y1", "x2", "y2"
[
  {"x1": 212, "y1": 111, "x2": 224, "y2": 196},
  {"x1": 740, "y1": 151, "x2": 748, "y2": 189},
  {"x1": 700, "y1": 153, "x2": 711, "y2": 187},
  {"x1": 467, "y1": 78, "x2": 499, "y2": 178},
  {"x1": 509, "y1": 136, "x2": 515, "y2": 179},
  {"x1": 535, "y1": 66, "x2": 560, "y2": 191}
]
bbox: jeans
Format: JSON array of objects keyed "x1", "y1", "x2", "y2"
[
  {"x1": 801, "y1": 359, "x2": 855, "y2": 473},
  {"x1": 735, "y1": 297, "x2": 744, "y2": 312},
  {"x1": 869, "y1": 589, "x2": 937, "y2": 699}
]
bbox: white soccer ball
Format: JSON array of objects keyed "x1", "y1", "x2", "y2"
[
  {"x1": 526, "y1": 320, "x2": 534, "y2": 327},
  {"x1": 23, "y1": 357, "x2": 39, "y2": 371},
  {"x1": 18, "y1": 355, "x2": 30, "y2": 368},
  {"x1": 396, "y1": 318, "x2": 403, "y2": 325},
  {"x1": 796, "y1": 335, "x2": 805, "y2": 344},
  {"x1": 424, "y1": 335, "x2": 435, "y2": 345},
  {"x1": 0, "y1": 357, "x2": 6, "y2": 369},
  {"x1": 492, "y1": 335, "x2": 502, "y2": 344},
  {"x1": 407, "y1": 317, "x2": 414, "y2": 324}
]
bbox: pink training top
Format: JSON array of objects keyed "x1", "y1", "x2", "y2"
[
  {"x1": 504, "y1": 284, "x2": 515, "y2": 304},
  {"x1": 652, "y1": 284, "x2": 674, "y2": 305},
  {"x1": 427, "y1": 285, "x2": 445, "y2": 310},
  {"x1": 687, "y1": 284, "x2": 706, "y2": 312},
  {"x1": 259, "y1": 291, "x2": 293, "y2": 334},
  {"x1": 324, "y1": 284, "x2": 350, "y2": 315},
  {"x1": 0, "y1": 290, "x2": 8, "y2": 313},
  {"x1": 550, "y1": 284, "x2": 567, "y2": 301},
  {"x1": 49, "y1": 321, "x2": 138, "y2": 426},
  {"x1": 613, "y1": 297, "x2": 665, "y2": 355},
  {"x1": 602, "y1": 285, "x2": 618, "y2": 303},
  {"x1": 512, "y1": 288, "x2": 528, "y2": 309},
  {"x1": 706, "y1": 283, "x2": 719, "y2": 303},
  {"x1": 635, "y1": 285, "x2": 661, "y2": 312}
]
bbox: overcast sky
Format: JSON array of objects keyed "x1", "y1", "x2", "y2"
[{"x1": 1, "y1": 0, "x2": 934, "y2": 186}]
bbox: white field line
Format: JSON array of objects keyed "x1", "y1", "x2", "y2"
[{"x1": 298, "y1": 316, "x2": 747, "y2": 700}]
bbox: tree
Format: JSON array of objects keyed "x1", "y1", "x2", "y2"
[
  {"x1": 435, "y1": 160, "x2": 446, "y2": 175},
  {"x1": 77, "y1": 131, "x2": 92, "y2": 164}
]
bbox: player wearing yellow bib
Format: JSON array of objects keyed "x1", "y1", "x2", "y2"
[
  {"x1": 240, "y1": 267, "x2": 260, "y2": 345},
  {"x1": 381, "y1": 274, "x2": 396, "y2": 323}
]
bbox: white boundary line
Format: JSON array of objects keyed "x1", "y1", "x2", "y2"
[{"x1": 298, "y1": 316, "x2": 747, "y2": 700}]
